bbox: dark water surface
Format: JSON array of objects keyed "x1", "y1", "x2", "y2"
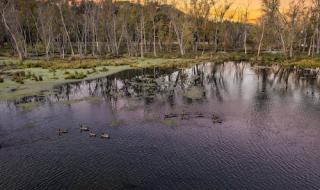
[{"x1": 1, "y1": 62, "x2": 320, "y2": 190}]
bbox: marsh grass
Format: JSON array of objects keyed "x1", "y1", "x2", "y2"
[
  {"x1": 1, "y1": 53, "x2": 320, "y2": 101},
  {"x1": 64, "y1": 71, "x2": 87, "y2": 80},
  {"x1": 283, "y1": 58, "x2": 320, "y2": 68}
]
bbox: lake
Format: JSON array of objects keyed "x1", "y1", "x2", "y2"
[{"x1": 0, "y1": 62, "x2": 320, "y2": 190}]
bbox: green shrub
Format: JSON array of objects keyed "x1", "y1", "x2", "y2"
[
  {"x1": 24, "y1": 61, "x2": 44, "y2": 68},
  {"x1": 100, "y1": 67, "x2": 109, "y2": 72},
  {"x1": 65, "y1": 71, "x2": 87, "y2": 80},
  {"x1": 12, "y1": 71, "x2": 26, "y2": 84},
  {"x1": 15, "y1": 78, "x2": 24, "y2": 84}
]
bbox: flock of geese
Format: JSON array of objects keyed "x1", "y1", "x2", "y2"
[{"x1": 57, "y1": 124, "x2": 110, "y2": 139}]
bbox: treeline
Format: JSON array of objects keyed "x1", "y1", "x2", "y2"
[{"x1": 0, "y1": 0, "x2": 319, "y2": 60}]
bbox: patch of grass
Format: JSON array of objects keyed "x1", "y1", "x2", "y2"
[
  {"x1": 11, "y1": 71, "x2": 26, "y2": 84},
  {"x1": 21, "y1": 58, "x2": 132, "y2": 70},
  {"x1": 64, "y1": 71, "x2": 87, "y2": 80},
  {"x1": 100, "y1": 67, "x2": 109, "y2": 72},
  {"x1": 0, "y1": 65, "x2": 130, "y2": 100},
  {"x1": 283, "y1": 58, "x2": 320, "y2": 68},
  {"x1": 1, "y1": 53, "x2": 319, "y2": 101}
]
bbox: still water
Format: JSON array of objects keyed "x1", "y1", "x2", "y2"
[{"x1": 0, "y1": 62, "x2": 320, "y2": 190}]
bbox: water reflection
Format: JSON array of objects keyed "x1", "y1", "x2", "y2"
[
  {"x1": 1, "y1": 62, "x2": 319, "y2": 111},
  {"x1": 1, "y1": 62, "x2": 320, "y2": 190}
]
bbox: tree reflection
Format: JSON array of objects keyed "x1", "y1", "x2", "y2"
[{"x1": 3, "y1": 62, "x2": 320, "y2": 110}]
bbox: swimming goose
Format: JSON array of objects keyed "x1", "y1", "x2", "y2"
[
  {"x1": 89, "y1": 132, "x2": 97, "y2": 137},
  {"x1": 57, "y1": 128, "x2": 68, "y2": 134},
  {"x1": 101, "y1": 133, "x2": 110, "y2": 139},
  {"x1": 80, "y1": 124, "x2": 90, "y2": 132}
]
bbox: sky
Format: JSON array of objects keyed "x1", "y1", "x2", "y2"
[
  {"x1": 167, "y1": 0, "x2": 303, "y2": 22},
  {"x1": 103, "y1": 0, "x2": 310, "y2": 22},
  {"x1": 213, "y1": 0, "x2": 310, "y2": 22}
]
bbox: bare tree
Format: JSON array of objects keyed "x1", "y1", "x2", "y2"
[
  {"x1": 1, "y1": 0, "x2": 28, "y2": 60},
  {"x1": 57, "y1": 2, "x2": 74, "y2": 57}
]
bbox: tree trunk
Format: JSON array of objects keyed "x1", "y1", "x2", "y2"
[
  {"x1": 257, "y1": 22, "x2": 265, "y2": 57},
  {"x1": 244, "y1": 28, "x2": 247, "y2": 55},
  {"x1": 140, "y1": 15, "x2": 144, "y2": 58},
  {"x1": 58, "y1": 5, "x2": 74, "y2": 57},
  {"x1": 280, "y1": 33, "x2": 287, "y2": 57},
  {"x1": 1, "y1": 11, "x2": 24, "y2": 60},
  {"x1": 153, "y1": 19, "x2": 157, "y2": 57}
]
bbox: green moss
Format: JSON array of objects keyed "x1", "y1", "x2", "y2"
[
  {"x1": 0, "y1": 65, "x2": 130, "y2": 100},
  {"x1": 283, "y1": 58, "x2": 320, "y2": 68},
  {"x1": 100, "y1": 67, "x2": 109, "y2": 72},
  {"x1": 64, "y1": 71, "x2": 87, "y2": 80}
]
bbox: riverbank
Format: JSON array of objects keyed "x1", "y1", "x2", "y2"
[
  {"x1": 0, "y1": 57, "x2": 197, "y2": 100},
  {"x1": 1, "y1": 53, "x2": 320, "y2": 100}
]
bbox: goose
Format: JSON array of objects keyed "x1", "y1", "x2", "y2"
[
  {"x1": 212, "y1": 115, "x2": 222, "y2": 124},
  {"x1": 80, "y1": 124, "x2": 90, "y2": 132},
  {"x1": 101, "y1": 133, "x2": 110, "y2": 139},
  {"x1": 89, "y1": 132, "x2": 97, "y2": 137},
  {"x1": 57, "y1": 128, "x2": 68, "y2": 134}
]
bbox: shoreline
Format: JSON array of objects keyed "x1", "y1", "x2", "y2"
[
  {"x1": 1, "y1": 54, "x2": 320, "y2": 101},
  {"x1": 0, "y1": 65, "x2": 131, "y2": 101}
]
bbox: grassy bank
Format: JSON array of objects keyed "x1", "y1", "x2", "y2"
[
  {"x1": 1, "y1": 53, "x2": 320, "y2": 100},
  {"x1": 0, "y1": 57, "x2": 198, "y2": 100},
  {"x1": 0, "y1": 65, "x2": 131, "y2": 100}
]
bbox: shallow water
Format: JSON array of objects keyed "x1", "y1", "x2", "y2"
[{"x1": 1, "y1": 62, "x2": 320, "y2": 190}]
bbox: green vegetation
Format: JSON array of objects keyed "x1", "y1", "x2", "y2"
[
  {"x1": 1, "y1": 0, "x2": 317, "y2": 61},
  {"x1": 0, "y1": 61, "x2": 131, "y2": 100},
  {"x1": 283, "y1": 58, "x2": 320, "y2": 68},
  {"x1": 1, "y1": 53, "x2": 320, "y2": 101},
  {"x1": 64, "y1": 71, "x2": 87, "y2": 80}
]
